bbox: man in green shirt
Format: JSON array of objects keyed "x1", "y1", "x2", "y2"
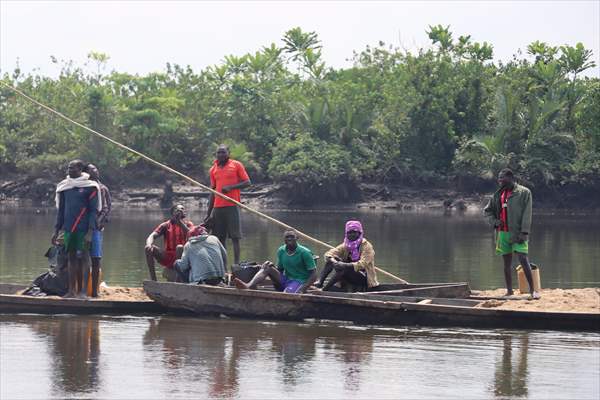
[
  {"x1": 484, "y1": 168, "x2": 540, "y2": 299},
  {"x1": 234, "y1": 230, "x2": 317, "y2": 293}
]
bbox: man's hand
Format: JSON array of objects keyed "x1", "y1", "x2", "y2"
[
  {"x1": 493, "y1": 219, "x2": 502, "y2": 229},
  {"x1": 517, "y1": 232, "x2": 528, "y2": 244},
  {"x1": 145, "y1": 244, "x2": 154, "y2": 252},
  {"x1": 221, "y1": 185, "x2": 233, "y2": 194},
  {"x1": 51, "y1": 232, "x2": 58, "y2": 245}
]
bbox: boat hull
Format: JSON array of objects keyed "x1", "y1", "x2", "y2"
[
  {"x1": 0, "y1": 283, "x2": 165, "y2": 315},
  {"x1": 143, "y1": 281, "x2": 600, "y2": 331}
]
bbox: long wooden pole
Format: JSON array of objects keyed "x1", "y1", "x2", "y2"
[{"x1": 0, "y1": 81, "x2": 406, "y2": 283}]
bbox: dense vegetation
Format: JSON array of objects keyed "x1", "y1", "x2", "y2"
[{"x1": 1, "y1": 26, "x2": 598, "y2": 203}]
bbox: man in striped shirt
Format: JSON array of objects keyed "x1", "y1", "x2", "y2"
[{"x1": 85, "y1": 163, "x2": 112, "y2": 297}]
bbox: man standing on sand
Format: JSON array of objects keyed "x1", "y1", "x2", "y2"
[
  {"x1": 85, "y1": 163, "x2": 112, "y2": 297},
  {"x1": 145, "y1": 204, "x2": 194, "y2": 282},
  {"x1": 52, "y1": 159, "x2": 100, "y2": 298},
  {"x1": 204, "y1": 144, "x2": 251, "y2": 265},
  {"x1": 484, "y1": 168, "x2": 540, "y2": 299}
]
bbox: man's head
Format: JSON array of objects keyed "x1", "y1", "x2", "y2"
[
  {"x1": 67, "y1": 159, "x2": 85, "y2": 179},
  {"x1": 170, "y1": 204, "x2": 186, "y2": 219},
  {"x1": 283, "y1": 230, "x2": 298, "y2": 249},
  {"x1": 189, "y1": 225, "x2": 207, "y2": 237},
  {"x1": 85, "y1": 163, "x2": 100, "y2": 181},
  {"x1": 216, "y1": 145, "x2": 230, "y2": 164},
  {"x1": 498, "y1": 168, "x2": 515, "y2": 189},
  {"x1": 345, "y1": 220, "x2": 363, "y2": 242}
]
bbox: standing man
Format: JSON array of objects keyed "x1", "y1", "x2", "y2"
[
  {"x1": 52, "y1": 159, "x2": 100, "y2": 298},
  {"x1": 234, "y1": 230, "x2": 317, "y2": 294},
  {"x1": 85, "y1": 163, "x2": 112, "y2": 297},
  {"x1": 204, "y1": 144, "x2": 251, "y2": 265},
  {"x1": 484, "y1": 169, "x2": 540, "y2": 299},
  {"x1": 145, "y1": 204, "x2": 194, "y2": 282}
]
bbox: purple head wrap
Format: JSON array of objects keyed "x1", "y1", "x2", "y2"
[{"x1": 343, "y1": 220, "x2": 364, "y2": 262}]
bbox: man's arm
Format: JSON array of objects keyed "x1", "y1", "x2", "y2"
[
  {"x1": 52, "y1": 191, "x2": 65, "y2": 244},
  {"x1": 519, "y1": 190, "x2": 533, "y2": 242},
  {"x1": 205, "y1": 169, "x2": 216, "y2": 221},
  {"x1": 97, "y1": 186, "x2": 112, "y2": 228},
  {"x1": 483, "y1": 196, "x2": 501, "y2": 228},
  {"x1": 300, "y1": 269, "x2": 317, "y2": 293},
  {"x1": 145, "y1": 231, "x2": 161, "y2": 250},
  {"x1": 221, "y1": 179, "x2": 251, "y2": 194},
  {"x1": 325, "y1": 243, "x2": 345, "y2": 262},
  {"x1": 174, "y1": 243, "x2": 191, "y2": 275},
  {"x1": 299, "y1": 250, "x2": 317, "y2": 293}
]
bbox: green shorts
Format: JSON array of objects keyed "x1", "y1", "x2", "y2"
[
  {"x1": 63, "y1": 231, "x2": 87, "y2": 253},
  {"x1": 496, "y1": 231, "x2": 528, "y2": 255}
]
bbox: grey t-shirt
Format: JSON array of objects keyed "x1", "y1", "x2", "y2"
[{"x1": 174, "y1": 235, "x2": 227, "y2": 283}]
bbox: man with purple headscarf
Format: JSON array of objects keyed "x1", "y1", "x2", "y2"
[{"x1": 315, "y1": 220, "x2": 381, "y2": 291}]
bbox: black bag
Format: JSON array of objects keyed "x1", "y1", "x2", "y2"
[
  {"x1": 231, "y1": 261, "x2": 260, "y2": 283},
  {"x1": 22, "y1": 245, "x2": 69, "y2": 296}
]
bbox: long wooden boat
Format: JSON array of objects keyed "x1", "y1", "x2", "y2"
[
  {"x1": 143, "y1": 281, "x2": 600, "y2": 331},
  {"x1": 0, "y1": 283, "x2": 166, "y2": 314}
]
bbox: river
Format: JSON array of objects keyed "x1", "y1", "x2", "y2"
[{"x1": 1, "y1": 207, "x2": 599, "y2": 399}]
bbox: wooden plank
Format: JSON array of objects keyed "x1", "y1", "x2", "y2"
[{"x1": 367, "y1": 283, "x2": 471, "y2": 298}]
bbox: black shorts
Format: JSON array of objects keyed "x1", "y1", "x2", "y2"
[{"x1": 212, "y1": 206, "x2": 242, "y2": 241}]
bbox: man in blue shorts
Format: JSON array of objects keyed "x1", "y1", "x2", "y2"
[
  {"x1": 234, "y1": 230, "x2": 317, "y2": 294},
  {"x1": 85, "y1": 163, "x2": 112, "y2": 297}
]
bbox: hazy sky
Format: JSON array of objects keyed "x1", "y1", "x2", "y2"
[{"x1": 1, "y1": 1, "x2": 599, "y2": 77}]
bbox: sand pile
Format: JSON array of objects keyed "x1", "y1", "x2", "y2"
[
  {"x1": 98, "y1": 286, "x2": 151, "y2": 301},
  {"x1": 473, "y1": 288, "x2": 600, "y2": 313}
]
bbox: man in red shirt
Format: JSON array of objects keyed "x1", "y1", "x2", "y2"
[
  {"x1": 145, "y1": 204, "x2": 194, "y2": 281},
  {"x1": 204, "y1": 145, "x2": 251, "y2": 264}
]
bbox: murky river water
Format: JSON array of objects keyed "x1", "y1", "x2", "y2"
[{"x1": 1, "y1": 207, "x2": 599, "y2": 398}]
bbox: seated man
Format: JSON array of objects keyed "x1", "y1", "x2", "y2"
[
  {"x1": 145, "y1": 204, "x2": 194, "y2": 282},
  {"x1": 234, "y1": 230, "x2": 317, "y2": 294},
  {"x1": 315, "y1": 220, "x2": 392, "y2": 292},
  {"x1": 173, "y1": 225, "x2": 228, "y2": 285}
]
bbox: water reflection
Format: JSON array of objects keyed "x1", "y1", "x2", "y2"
[
  {"x1": 493, "y1": 334, "x2": 529, "y2": 398},
  {"x1": 30, "y1": 316, "x2": 101, "y2": 396},
  {"x1": 141, "y1": 317, "x2": 376, "y2": 395}
]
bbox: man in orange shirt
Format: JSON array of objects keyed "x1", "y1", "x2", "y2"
[{"x1": 205, "y1": 144, "x2": 251, "y2": 264}]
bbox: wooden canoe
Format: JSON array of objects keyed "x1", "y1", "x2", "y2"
[
  {"x1": 143, "y1": 281, "x2": 600, "y2": 331},
  {"x1": 0, "y1": 283, "x2": 166, "y2": 314}
]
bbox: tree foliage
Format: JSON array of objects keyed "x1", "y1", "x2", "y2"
[{"x1": 1, "y1": 27, "x2": 598, "y2": 201}]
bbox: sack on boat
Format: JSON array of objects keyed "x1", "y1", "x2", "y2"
[{"x1": 22, "y1": 245, "x2": 69, "y2": 297}]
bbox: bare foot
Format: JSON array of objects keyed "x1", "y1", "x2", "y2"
[
  {"x1": 234, "y1": 278, "x2": 250, "y2": 290},
  {"x1": 503, "y1": 291, "x2": 514, "y2": 297}
]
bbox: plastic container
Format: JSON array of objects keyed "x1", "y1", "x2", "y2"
[
  {"x1": 86, "y1": 268, "x2": 103, "y2": 296},
  {"x1": 516, "y1": 264, "x2": 541, "y2": 293}
]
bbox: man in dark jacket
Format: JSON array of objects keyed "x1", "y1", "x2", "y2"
[
  {"x1": 52, "y1": 159, "x2": 100, "y2": 298},
  {"x1": 484, "y1": 169, "x2": 540, "y2": 299}
]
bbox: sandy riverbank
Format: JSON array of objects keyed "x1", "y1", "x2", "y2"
[{"x1": 473, "y1": 288, "x2": 600, "y2": 313}]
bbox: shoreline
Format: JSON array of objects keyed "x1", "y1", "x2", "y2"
[{"x1": 3, "y1": 180, "x2": 600, "y2": 214}]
